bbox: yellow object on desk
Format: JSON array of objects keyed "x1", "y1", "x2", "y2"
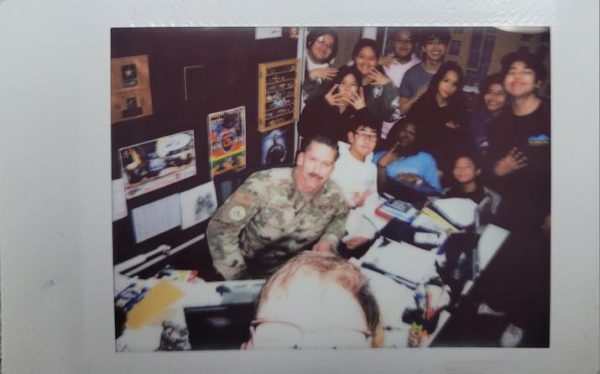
[{"x1": 126, "y1": 279, "x2": 184, "y2": 329}]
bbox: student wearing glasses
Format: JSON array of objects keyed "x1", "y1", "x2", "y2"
[
  {"x1": 242, "y1": 251, "x2": 383, "y2": 349},
  {"x1": 302, "y1": 28, "x2": 339, "y2": 103},
  {"x1": 330, "y1": 118, "x2": 380, "y2": 254}
]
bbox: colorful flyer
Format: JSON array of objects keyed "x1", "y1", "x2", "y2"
[
  {"x1": 119, "y1": 130, "x2": 197, "y2": 199},
  {"x1": 208, "y1": 106, "x2": 247, "y2": 177}
]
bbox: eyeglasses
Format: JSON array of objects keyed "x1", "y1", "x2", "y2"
[
  {"x1": 315, "y1": 36, "x2": 335, "y2": 51},
  {"x1": 249, "y1": 319, "x2": 372, "y2": 349},
  {"x1": 394, "y1": 38, "x2": 414, "y2": 44},
  {"x1": 354, "y1": 131, "x2": 378, "y2": 142}
]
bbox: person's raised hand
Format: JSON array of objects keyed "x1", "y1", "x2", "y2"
[
  {"x1": 493, "y1": 147, "x2": 528, "y2": 176},
  {"x1": 309, "y1": 67, "x2": 339, "y2": 81}
]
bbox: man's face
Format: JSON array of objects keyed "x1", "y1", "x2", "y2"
[
  {"x1": 247, "y1": 272, "x2": 371, "y2": 349},
  {"x1": 484, "y1": 83, "x2": 507, "y2": 113},
  {"x1": 453, "y1": 156, "x2": 479, "y2": 184},
  {"x1": 397, "y1": 123, "x2": 417, "y2": 149},
  {"x1": 503, "y1": 60, "x2": 540, "y2": 99},
  {"x1": 393, "y1": 30, "x2": 415, "y2": 59},
  {"x1": 309, "y1": 34, "x2": 335, "y2": 63},
  {"x1": 295, "y1": 141, "x2": 337, "y2": 193},
  {"x1": 348, "y1": 126, "x2": 377, "y2": 160},
  {"x1": 422, "y1": 38, "x2": 447, "y2": 63}
]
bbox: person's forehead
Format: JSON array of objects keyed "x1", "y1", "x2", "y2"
[
  {"x1": 305, "y1": 142, "x2": 336, "y2": 160},
  {"x1": 509, "y1": 60, "x2": 532, "y2": 70},
  {"x1": 356, "y1": 126, "x2": 376, "y2": 133},
  {"x1": 395, "y1": 30, "x2": 413, "y2": 39},
  {"x1": 358, "y1": 46, "x2": 375, "y2": 55}
]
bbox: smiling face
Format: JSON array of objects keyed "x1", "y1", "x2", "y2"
[
  {"x1": 348, "y1": 126, "x2": 377, "y2": 161},
  {"x1": 354, "y1": 46, "x2": 377, "y2": 75},
  {"x1": 295, "y1": 141, "x2": 337, "y2": 194},
  {"x1": 392, "y1": 30, "x2": 415, "y2": 60},
  {"x1": 437, "y1": 70, "x2": 459, "y2": 101},
  {"x1": 453, "y1": 156, "x2": 479, "y2": 184},
  {"x1": 309, "y1": 34, "x2": 335, "y2": 63},
  {"x1": 338, "y1": 73, "x2": 359, "y2": 95},
  {"x1": 422, "y1": 38, "x2": 447, "y2": 63},
  {"x1": 484, "y1": 83, "x2": 507, "y2": 114},
  {"x1": 503, "y1": 60, "x2": 540, "y2": 99}
]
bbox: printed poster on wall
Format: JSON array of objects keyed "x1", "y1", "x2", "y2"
[
  {"x1": 208, "y1": 106, "x2": 247, "y2": 177},
  {"x1": 119, "y1": 130, "x2": 197, "y2": 199},
  {"x1": 260, "y1": 125, "x2": 295, "y2": 167}
]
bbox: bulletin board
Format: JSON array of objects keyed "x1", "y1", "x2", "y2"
[{"x1": 257, "y1": 58, "x2": 301, "y2": 132}]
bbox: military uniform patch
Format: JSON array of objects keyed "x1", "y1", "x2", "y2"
[{"x1": 229, "y1": 206, "x2": 247, "y2": 221}]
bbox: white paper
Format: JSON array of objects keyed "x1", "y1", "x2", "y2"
[
  {"x1": 111, "y1": 178, "x2": 128, "y2": 221},
  {"x1": 432, "y1": 198, "x2": 478, "y2": 228},
  {"x1": 477, "y1": 224, "x2": 510, "y2": 271},
  {"x1": 359, "y1": 237, "x2": 438, "y2": 284},
  {"x1": 255, "y1": 27, "x2": 282, "y2": 40},
  {"x1": 131, "y1": 194, "x2": 181, "y2": 243},
  {"x1": 179, "y1": 181, "x2": 218, "y2": 230}
]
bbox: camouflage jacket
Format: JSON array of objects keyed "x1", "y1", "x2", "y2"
[{"x1": 207, "y1": 167, "x2": 348, "y2": 280}]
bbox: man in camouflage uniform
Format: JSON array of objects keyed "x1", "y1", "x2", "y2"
[{"x1": 207, "y1": 135, "x2": 349, "y2": 280}]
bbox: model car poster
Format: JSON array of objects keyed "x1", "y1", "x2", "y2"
[
  {"x1": 260, "y1": 125, "x2": 295, "y2": 167},
  {"x1": 119, "y1": 130, "x2": 197, "y2": 199},
  {"x1": 208, "y1": 106, "x2": 247, "y2": 177}
]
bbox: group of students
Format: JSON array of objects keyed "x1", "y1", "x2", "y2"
[{"x1": 296, "y1": 27, "x2": 551, "y2": 347}]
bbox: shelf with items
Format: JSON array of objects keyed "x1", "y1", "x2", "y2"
[{"x1": 258, "y1": 58, "x2": 300, "y2": 133}]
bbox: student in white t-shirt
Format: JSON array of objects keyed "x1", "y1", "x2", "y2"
[{"x1": 330, "y1": 117, "x2": 380, "y2": 255}]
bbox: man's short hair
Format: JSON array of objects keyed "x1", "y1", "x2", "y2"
[
  {"x1": 301, "y1": 134, "x2": 340, "y2": 160},
  {"x1": 418, "y1": 28, "x2": 451, "y2": 45},
  {"x1": 256, "y1": 252, "x2": 381, "y2": 341},
  {"x1": 500, "y1": 50, "x2": 548, "y2": 82}
]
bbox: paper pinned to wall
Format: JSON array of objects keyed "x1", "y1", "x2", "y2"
[
  {"x1": 179, "y1": 181, "x2": 218, "y2": 230},
  {"x1": 255, "y1": 27, "x2": 282, "y2": 40},
  {"x1": 112, "y1": 178, "x2": 128, "y2": 221},
  {"x1": 132, "y1": 194, "x2": 181, "y2": 243}
]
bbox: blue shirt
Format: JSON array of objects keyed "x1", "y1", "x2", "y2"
[{"x1": 372, "y1": 150, "x2": 441, "y2": 192}]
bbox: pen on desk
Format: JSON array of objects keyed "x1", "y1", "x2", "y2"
[{"x1": 361, "y1": 262, "x2": 418, "y2": 290}]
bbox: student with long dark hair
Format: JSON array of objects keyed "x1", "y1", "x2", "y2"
[
  {"x1": 298, "y1": 65, "x2": 371, "y2": 143},
  {"x1": 408, "y1": 60, "x2": 470, "y2": 181},
  {"x1": 347, "y1": 38, "x2": 402, "y2": 123}
]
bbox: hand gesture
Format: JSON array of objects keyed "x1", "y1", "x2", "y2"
[
  {"x1": 309, "y1": 67, "x2": 338, "y2": 81},
  {"x1": 324, "y1": 84, "x2": 345, "y2": 108},
  {"x1": 366, "y1": 68, "x2": 391, "y2": 86},
  {"x1": 345, "y1": 87, "x2": 366, "y2": 110},
  {"x1": 494, "y1": 147, "x2": 528, "y2": 176},
  {"x1": 351, "y1": 188, "x2": 373, "y2": 208},
  {"x1": 379, "y1": 56, "x2": 395, "y2": 68}
]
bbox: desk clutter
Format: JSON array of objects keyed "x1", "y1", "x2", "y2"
[{"x1": 113, "y1": 196, "x2": 508, "y2": 350}]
